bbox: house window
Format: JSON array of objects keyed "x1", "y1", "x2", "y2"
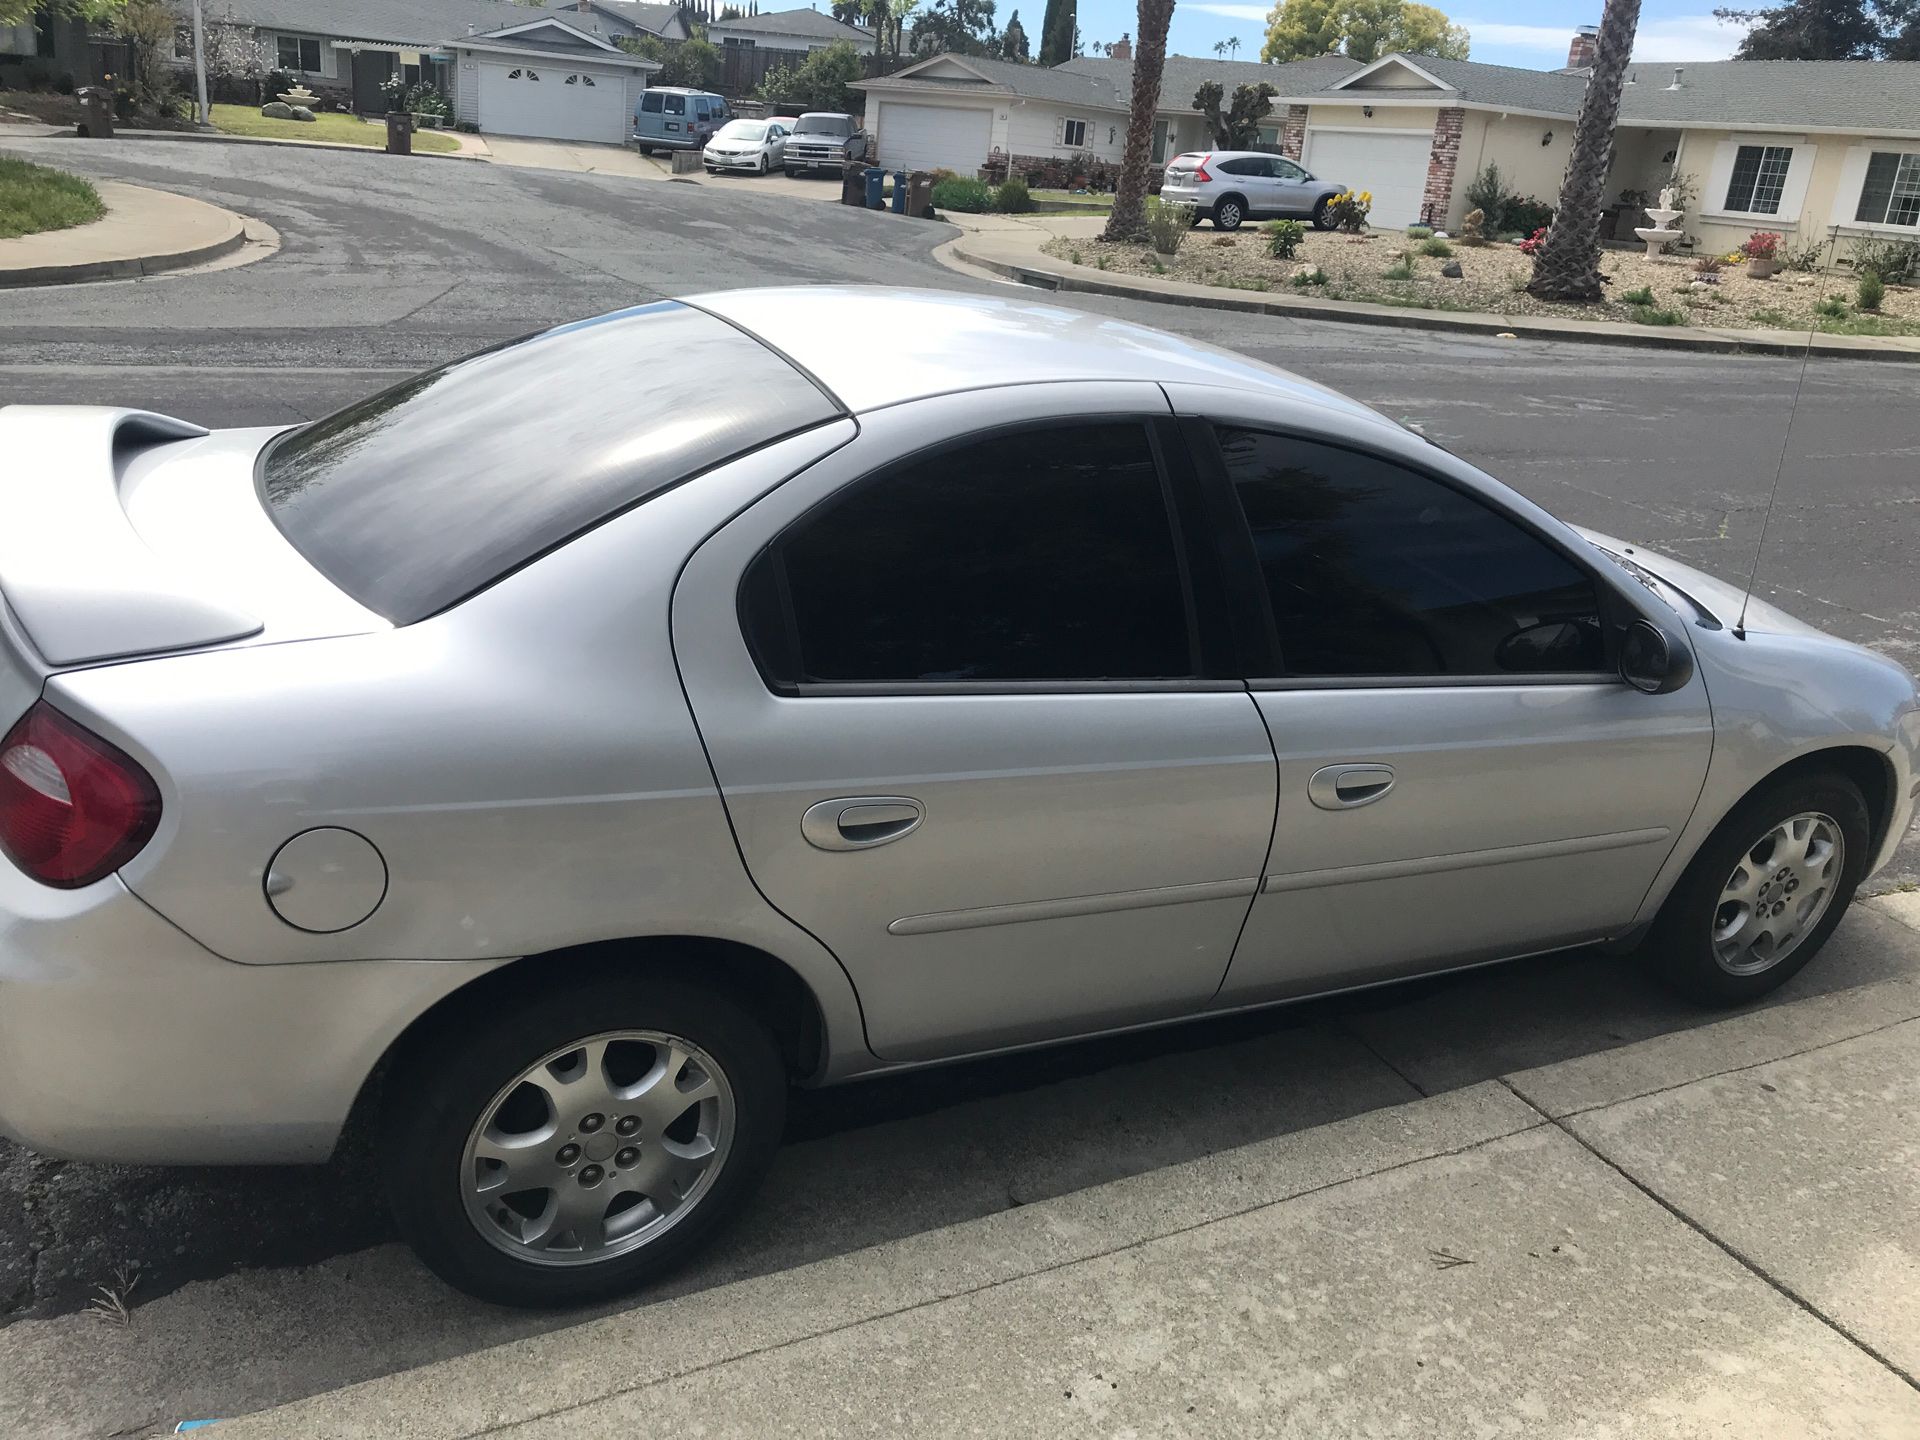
[
  {"x1": 174, "y1": 25, "x2": 193, "y2": 60},
  {"x1": 1724, "y1": 143, "x2": 1792, "y2": 214},
  {"x1": 1855, "y1": 151, "x2": 1920, "y2": 228},
  {"x1": 1062, "y1": 117, "x2": 1088, "y2": 149},
  {"x1": 276, "y1": 35, "x2": 322, "y2": 72},
  {"x1": 722, "y1": 35, "x2": 754, "y2": 47}
]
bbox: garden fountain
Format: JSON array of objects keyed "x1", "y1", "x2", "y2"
[{"x1": 1633, "y1": 186, "x2": 1683, "y2": 257}]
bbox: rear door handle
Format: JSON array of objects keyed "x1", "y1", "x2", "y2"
[
  {"x1": 1308, "y1": 764, "x2": 1395, "y2": 810},
  {"x1": 801, "y1": 796, "x2": 925, "y2": 851}
]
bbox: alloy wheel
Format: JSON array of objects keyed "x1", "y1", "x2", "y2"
[
  {"x1": 459, "y1": 1030, "x2": 736, "y2": 1266},
  {"x1": 1711, "y1": 811, "x2": 1845, "y2": 975},
  {"x1": 1217, "y1": 200, "x2": 1243, "y2": 230}
]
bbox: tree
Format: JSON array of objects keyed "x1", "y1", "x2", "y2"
[
  {"x1": 117, "y1": 0, "x2": 176, "y2": 107},
  {"x1": 1002, "y1": 7, "x2": 1030, "y2": 57},
  {"x1": 1038, "y1": 0, "x2": 1074, "y2": 63},
  {"x1": 0, "y1": 0, "x2": 125, "y2": 24},
  {"x1": 1528, "y1": 0, "x2": 1639, "y2": 302},
  {"x1": 1712, "y1": 0, "x2": 1910, "y2": 58},
  {"x1": 755, "y1": 38, "x2": 863, "y2": 108},
  {"x1": 201, "y1": 6, "x2": 270, "y2": 87},
  {"x1": 911, "y1": 0, "x2": 997, "y2": 54},
  {"x1": 1102, "y1": 0, "x2": 1174, "y2": 242},
  {"x1": 1227, "y1": 34, "x2": 1240, "y2": 54},
  {"x1": 1194, "y1": 78, "x2": 1276, "y2": 147},
  {"x1": 1261, "y1": 0, "x2": 1466, "y2": 62},
  {"x1": 658, "y1": 36, "x2": 722, "y2": 86}
]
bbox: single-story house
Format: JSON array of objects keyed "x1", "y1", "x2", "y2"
[
  {"x1": 858, "y1": 33, "x2": 1920, "y2": 260},
  {"x1": 0, "y1": 8, "x2": 105, "y2": 90},
  {"x1": 707, "y1": 7, "x2": 877, "y2": 57},
  {"x1": 447, "y1": 14, "x2": 659, "y2": 144},
  {"x1": 169, "y1": 0, "x2": 682, "y2": 115}
]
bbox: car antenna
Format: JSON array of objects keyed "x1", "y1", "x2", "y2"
[{"x1": 1734, "y1": 312, "x2": 1820, "y2": 640}]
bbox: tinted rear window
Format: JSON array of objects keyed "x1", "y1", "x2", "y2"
[{"x1": 261, "y1": 303, "x2": 838, "y2": 623}]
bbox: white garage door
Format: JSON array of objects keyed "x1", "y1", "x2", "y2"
[
  {"x1": 878, "y1": 102, "x2": 991, "y2": 173},
  {"x1": 1302, "y1": 129, "x2": 1432, "y2": 229},
  {"x1": 478, "y1": 60, "x2": 626, "y2": 144}
]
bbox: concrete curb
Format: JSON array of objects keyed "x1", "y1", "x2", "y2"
[
  {"x1": 945, "y1": 235, "x2": 1920, "y2": 363},
  {"x1": 0, "y1": 182, "x2": 250, "y2": 287},
  {"x1": 49, "y1": 127, "x2": 478, "y2": 161}
]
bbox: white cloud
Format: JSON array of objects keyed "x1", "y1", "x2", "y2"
[
  {"x1": 1184, "y1": 3, "x2": 1273, "y2": 21},
  {"x1": 1458, "y1": 14, "x2": 1741, "y2": 62}
]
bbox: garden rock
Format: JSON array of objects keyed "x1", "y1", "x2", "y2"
[
  {"x1": 260, "y1": 101, "x2": 294, "y2": 119},
  {"x1": 1440, "y1": 261, "x2": 1463, "y2": 278},
  {"x1": 288, "y1": 105, "x2": 316, "y2": 122}
]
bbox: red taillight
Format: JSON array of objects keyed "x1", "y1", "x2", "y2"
[
  {"x1": 0, "y1": 702, "x2": 160, "y2": 889},
  {"x1": 1192, "y1": 154, "x2": 1212, "y2": 182}
]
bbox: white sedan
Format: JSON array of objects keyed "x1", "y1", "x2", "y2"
[{"x1": 703, "y1": 118, "x2": 789, "y2": 175}]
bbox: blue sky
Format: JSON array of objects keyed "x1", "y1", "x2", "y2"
[{"x1": 1066, "y1": 0, "x2": 1751, "y2": 70}]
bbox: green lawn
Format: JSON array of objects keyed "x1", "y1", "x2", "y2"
[
  {"x1": 1031, "y1": 188, "x2": 1112, "y2": 210},
  {"x1": 0, "y1": 155, "x2": 105, "y2": 240},
  {"x1": 209, "y1": 103, "x2": 459, "y2": 153}
]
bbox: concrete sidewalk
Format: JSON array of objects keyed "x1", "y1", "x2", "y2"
[
  {"x1": 940, "y1": 213, "x2": 1920, "y2": 362},
  {"x1": 213, "y1": 895, "x2": 1920, "y2": 1440},
  {"x1": 0, "y1": 179, "x2": 256, "y2": 286}
]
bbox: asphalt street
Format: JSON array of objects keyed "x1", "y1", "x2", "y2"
[{"x1": 0, "y1": 134, "x2": 1917, "y2": 1434}]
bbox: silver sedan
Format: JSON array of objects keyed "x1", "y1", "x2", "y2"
[
  {"x1": 0, "y1": 289, "x2": 1913, "y2": 1307},
  {"x1": 702, "y1": 117, "x2": 788, "y2": 174}
]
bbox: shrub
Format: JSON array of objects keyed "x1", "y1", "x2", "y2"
[
  {"x1": 1780, "y1": 235, "x2": 1826, "y2": 272},
  {"x1": 928, "y1": 167, "x2": 958, "y2": 184},
  {"x1": 1464, "y1": 162, "x2": 1508, "y2": 224},
  {"x1": 1628, "y1": 304, "x2": 1686, "y2": 326},
  {"x1": 1325, "y1": 189, "x2": 1371, "y2": 233},
  {"x1": 1458, "y1": 208, "x2": 1489, "y2": 247},
  {"x1": 1741, "y1": 230, "x2": 1781, "y2": 260},
  {"x1": 1406, "y1": 224, "x2": 1433, "y2": 239},
  {"x1": 1068, "y1": 248, "x2": 1081, "y2": 265},
  {"x1": 931, "y1": 177, "x2": 993, "y2": 213},
  {"x1": 1619, "y1": 286, "x2": 1655, "y2": 305},
  {"x1": 1419, "y1": 236, "x2": 1453, "y2": 258},
  {"x1": 1516, "y1": 225, "x2": 1549, "y2": 256},
  {"x1": 1815, "y1": 293, "x2": 1850, "y2": 319},
  {"x1": 1692, "y1": 254, "x2": 1723, "y2": 275},
  {"x1": 993, "y1": 175, "x2": 1034, "y2": 214},
  {"x1": 1291, "y1": 265, "x2": 1328, "y2": 287},
  {"x1": 52, "y1": 72, "x2": 75, "y2": 95},
  {"x1": 1503, "y1": 197, "x2": 1554, "y2": 235},
  {"x1": 1146, "y1": 200, "x2": 1195, "y2": 255},
  {"x1": 1858, "y1": 270, "x2": 1886, "y2": 311},
  {"x1": 1265, "y1": 218, "x2": 1305, "y2": 259},
  {"x1": 1383, "y1": 251, "x2": 1414, "y2": 281},
  {"x1": 1848, "y1": 235, "x2": 1919, "y2": 283}
]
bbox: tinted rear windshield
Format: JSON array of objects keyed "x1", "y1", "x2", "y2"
[{"x1": 260, "y1": 303, "x2": 838, "y2": 623}]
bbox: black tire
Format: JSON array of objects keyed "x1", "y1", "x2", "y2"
[
  {"x1": 1213, "y1": 195, "x2": 1245, "y2": 231},
  {"x1": 1645, "y1": 770, "x2": 1871, "y2": 1006},
  {"x1": 382, "y1": 974, "x2": 786, "y2": 1307},
  {"x1": 1311, "y1": 196, "x2": 1336, "y2": 230}
]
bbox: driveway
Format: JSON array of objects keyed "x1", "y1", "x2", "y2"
[
  {"x1": 477, "y1": 131, "x2": 858, "y2": 205},
  {"x1": 0, "y1": 132, "x2": 1915, "y2": 1438}
]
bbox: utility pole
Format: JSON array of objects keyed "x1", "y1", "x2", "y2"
[{"x1": 191, "y1": 0, "x2": 210, "y2": 126}]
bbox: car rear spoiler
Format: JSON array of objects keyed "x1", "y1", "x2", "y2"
[{"x1": 0, "y1": 406, "x2": 264, "y2": 666}]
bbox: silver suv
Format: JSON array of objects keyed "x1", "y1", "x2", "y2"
[
  {"x1": 1160, "y1": 150, "x2": 1348, "y2": 231},
  {"x1": 1, "y1": 289, "x2": 1913, "y2": 1309}
]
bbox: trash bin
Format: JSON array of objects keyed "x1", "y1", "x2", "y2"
[
  {"x1": 840, "y1": 162, "x2": 867, "y2": 206},
  {"x1": 385, "y1": 110, "x2": 414, "y2": 156},
  {"x1": 890, "y1": 171, "x2": 908, "y2": 214},
  {"x1": 906, "y1": 171, "x2": 935, "y2": 218},
  {"x1": 863, "y1": 166, "x2": 886, "y2": 210},
  {"x1": 75, "y1": 85, "x2": 113, "y2": 139}
]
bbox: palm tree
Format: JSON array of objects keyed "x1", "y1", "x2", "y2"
[
  {"x1": 1213, "y1": 38, "x2": 1227, "y2": 55},
  {"x1": 1528, "y1": 0, "x2": 1640, "y2": 302},
  {"x1": 1102, "y1": 0, "x2": 1176, "y2": 241},
  {"x1": 1227, "y1": 35, "x2": 1239, "y2": 57}
]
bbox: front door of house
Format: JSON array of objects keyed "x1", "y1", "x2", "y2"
[{"x1": 351, "y1": 51, "x2": 393, "y2": 114}]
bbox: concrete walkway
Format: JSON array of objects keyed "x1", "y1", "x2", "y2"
[
  {"x1": 210, "y1": 892, "x2": 1920, "y2": 1440},
  {"x1": 941, "y1": 213, "x2": 1920, "y2": 362},
  {"x1": 0, "y1": 179, "x2": 252, "y2": 286}
]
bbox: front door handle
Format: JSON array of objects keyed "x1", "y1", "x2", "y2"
[
  {"x1": 801, "y1": 795, "x2": 925, "y2": 851},
  {"x1": 1307, "y1": 763, "x2": 1395, "y2": 810}
]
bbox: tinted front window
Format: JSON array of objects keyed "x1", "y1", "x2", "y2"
[
  {"x1": 262, "y1": 304, "x2": 838, "y2": 623},
  {"x1": 796, "y1": 115, "x2": 851, "y2": 137},
  {"x1": 1219, "y1": 430, "x2": 1605, "y2": 678},
  {"x1": 749, "y1": 423, "x2": 1192, "y2": 684}
]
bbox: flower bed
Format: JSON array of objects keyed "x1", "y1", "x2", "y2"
[{"x1": 1042, "y1": 227, "x2": 1920, "y2": 335}]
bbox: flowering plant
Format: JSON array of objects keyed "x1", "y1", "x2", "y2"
[
  {"x1": 1742, "y1": 230, "x2": 1781, "y2": 260},
  {"x1": 1516, "y1": 224, "x2": 1548, "y2": 255},
  {"x1": 1325, "y1": 189, "x2": 1372, "y2": 234}
]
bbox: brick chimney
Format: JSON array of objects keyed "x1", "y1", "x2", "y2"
[
  {"x1": 1566, "y1": 24, "x2": 1598, "y2": 68},
  {"x1": 1110, "y1": 33, "x2": 1132, "y2": 60}
]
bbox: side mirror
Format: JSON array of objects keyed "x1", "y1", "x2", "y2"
[{"x1": 1620, "y1": 617, "x2": 1694, "y2": 695}]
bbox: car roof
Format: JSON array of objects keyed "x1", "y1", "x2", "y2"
[{"x1": 686, "y1": 286, "x2": 1389, "y2": 423}]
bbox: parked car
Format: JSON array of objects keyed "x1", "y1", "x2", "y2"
[
  {"x1": 703, "y1": 116, "x2": 789, "y2": 175},
  {"x1": 783, "y1": 111, "x2": 867, "y2": 176},
  {"x1": 1160, "y1": 151, "x2": 1347, "y2": 231},
  {"x1": 632, "y1": 86, "x2": 730, "y2": 154},
  {"x1": 1, "y1": 289, "x2": 1913, "y2": 1311}
]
